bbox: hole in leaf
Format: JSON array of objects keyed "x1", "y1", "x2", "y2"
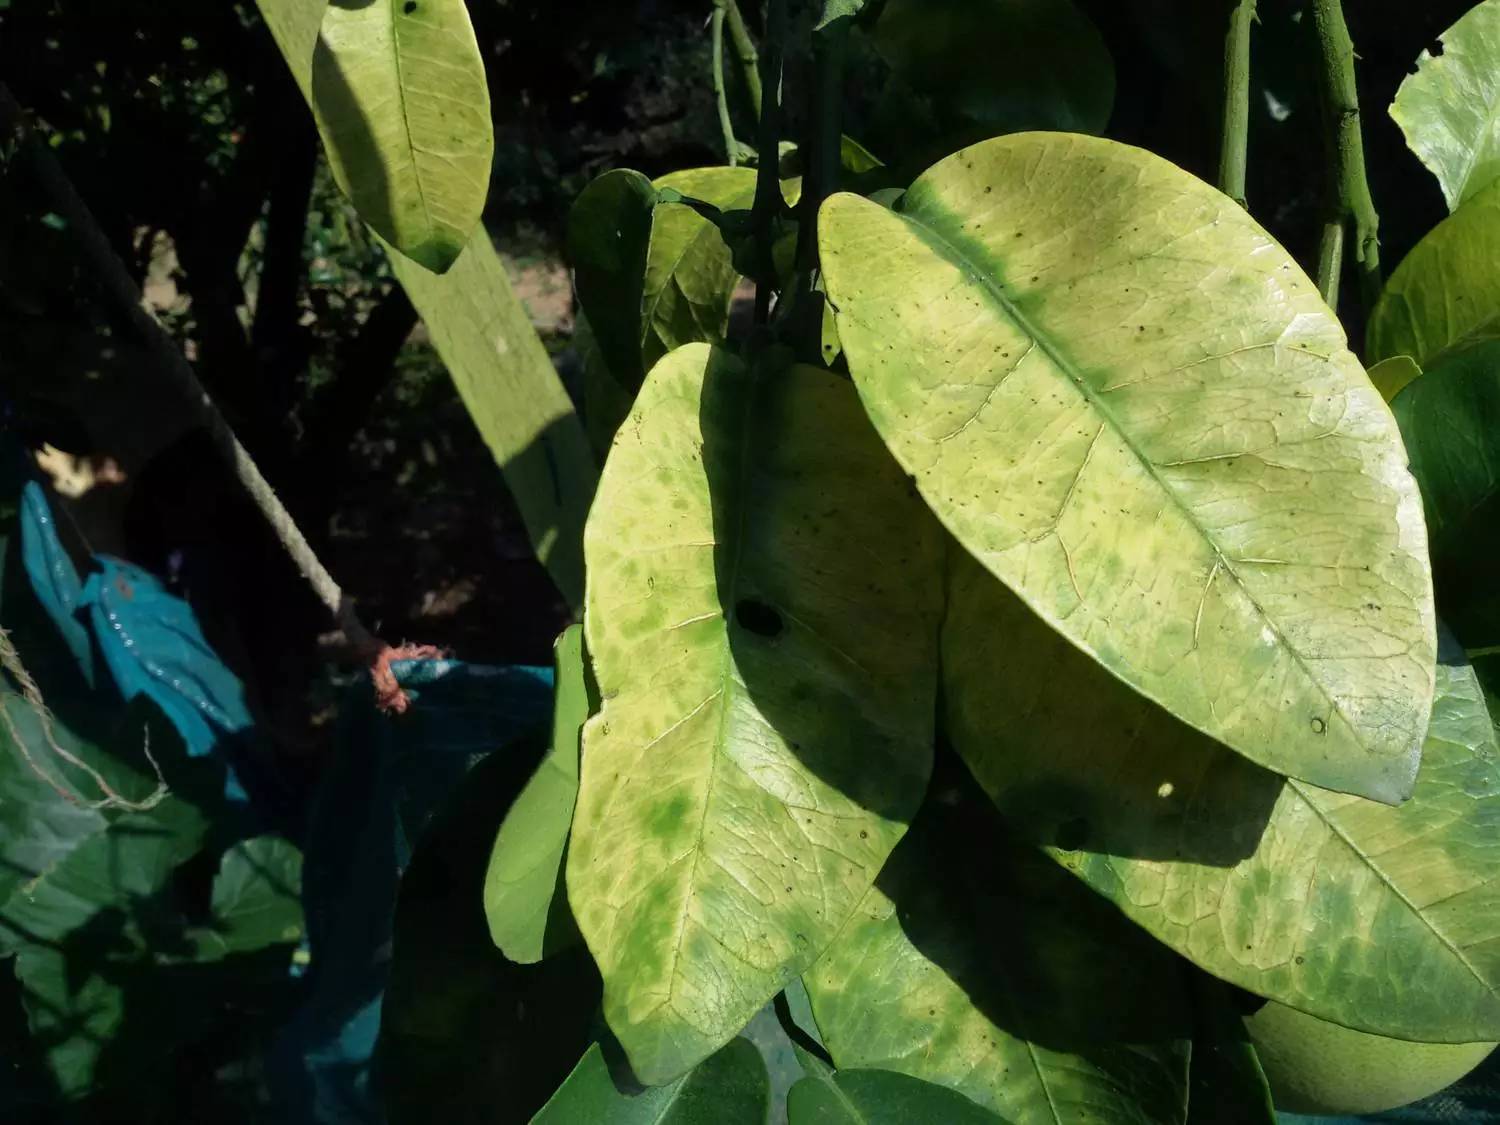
[
  {"x1": 734, "y1": 599, "x2": 784, "y2": 639},
  {"x1": 403, "y1": 1, "x2": 418, "y2": 12}
]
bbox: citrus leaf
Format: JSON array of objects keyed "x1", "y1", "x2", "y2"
[
  {"x1": 787, "y1": 1068, "x2": 1007, "y2": 1124},
  {"x1": 820, "y1": 132, "x2": 1436, "y2": 805},
  {"x1": 643, "y1": 168, "x2": 758, "y2": 374},
  {"x1": 484, "y1": 624, "x2": 590, "y2": 963},
  {"x1": 1368, "y1": 179, "x2": 1500, "y2": 367},
  {"x1": 804, "y1": 766, "x2": 1192, "y2": 1124},
  {"x1": 1391, "y1": 340, "x2": 1500, "y2": 647},
  {"x1": 1390, "y1": 0, "x2": 1500, "y2": 211},
  {"x1": 1368, "y1": 354, "x2": 1422, "y2": 402},
  {"x1": 943, "y1": 551, "x2": 1500, "y2": 1044},
  {"x1": 568, "y1": 170, "x2": 659, "y2": 392},
  {"x1": 874, "y1": 0, "x2": 1114, "y2": 137},
  {"x1": 569, "y1": 344, "x2": 946, "y2": 1084},
  {"x1": 311, "y1": 0, "x2": 493, "y2": 272},
  {"x1": 255, "y1": 0, "x2": 596, "y2": 609},
  {"x1": 533, "y1": 1038, "x2": 769, "y2": 1124}
]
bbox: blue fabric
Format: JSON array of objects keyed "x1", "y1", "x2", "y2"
[
  {"x1": 17, "y1": 481, "x2": 264, "y2": 806},
  {"x1": 269, "y1": 657, "x2": 553, "y2": 1124}
]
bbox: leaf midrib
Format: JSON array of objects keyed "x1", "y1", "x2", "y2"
[
  {"x1": 386, "y1": 0, "x2": 436, "y2": 246},
  {"x1": 894, "y1": 196, "x2": 1368, "y2": 767}
]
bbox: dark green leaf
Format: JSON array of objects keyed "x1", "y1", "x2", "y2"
[
  {"x1": 1391, "y1": 340, "x2": 1500, "y2": 647},
  {"x1": 1185, "y1": 974, "x2": 1274, "y2": 1125},
  {"x1": 484, "y1": 624, "x2": 590, "y2": 963},
  {"x1": 533, "y1": 1037, "x2": 770, "y2": 1124},
  {"x1": 378, "y1": 743, "x2": 602, "y2": 1125},
  {"x1": 787, "y1": 1068, "x2": 1006, "y2": 1124},
  {"x1": 568, "y1": 170, "x2": 659, "y2": 392}
]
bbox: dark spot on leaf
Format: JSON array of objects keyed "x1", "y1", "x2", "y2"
[
  {"x1": 403, "y1": 0, "x2": 417, "y2": 11},
  {"x1": 1310, "y1": 716, "x2": 1326, "y2": 734},
  {"x1": 735, "y1": 599, "x2": 784, "y2": 638}
]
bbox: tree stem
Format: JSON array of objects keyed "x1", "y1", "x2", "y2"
[
  {"x1": 723, "y1": 0, "x2": 764, "y2": 119},
  {"x1": 1316, "y1": 218, "x2": 1344, "y2": 306},
  {"x1": 750, "y1": 0, "x2": 787, "y2": 325},
  {"x1": 0, "y1": 83, "x2": 383, "y2": 662},
  {"x1": 711, "y1": 7, "x2": 738, "y2": 166},
  {"x1": 1309, "y1": 0, "x2": 1380, "y2": 311},
  {"x1": 1218, "y1": 0, "x2": 1255, "y2": 208}
]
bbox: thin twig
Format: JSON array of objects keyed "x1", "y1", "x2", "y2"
[
  {"x1": 723, "y1": 0, "x2": 764, "y2": 119},
  {"x1": 711, "y1": 6, "x2": 738, "y2": 166},
  {"x1": 1309, "y1": 0, "x2": 1380, "y2": 310},
  {"x1": 1218, "y1": 0, "x2": 1256, "y2": 208},
  {"x1": 0, "y1": 628, "x2": 167, "y2": 811},
  {"x1": 0, "y1": 84, "x2": 407, "y2": 703},
  {"x1": 750, "y1": 0, "x2": 787, "y2": 325}
]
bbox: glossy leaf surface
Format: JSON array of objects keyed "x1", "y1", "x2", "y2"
[
  {"x1": 1368, "y1": 179, "x2": 1500, "y2": 367},
  {"x1": 533, "y1": 1038, "x2": 770, "y2": 1124},
  {"x1": 1391, "y1": 340, "x2": 1500, "y2": 647},
  {"x1": 484, "y1": 625, "x2": 590, "y2": 963},
  {"x1": 1391, "y1": 0, "x2": 1500, "y2": 211},
  {"x1": 311, "y1": 0, "x2": 493, "y2": 272},
  {"x1": 821, "y1": 132, "x2": 1436, "y2": 804},
  {"x1": 787, "y1": 1067, "x2": 1006, "y2": 1124},
  {"x1": 944, "y1": 553, "x2": 1500, "y2": 1043},
  {"x1": 569, "y1": 344, "x2": 945, "y2": 1083}
]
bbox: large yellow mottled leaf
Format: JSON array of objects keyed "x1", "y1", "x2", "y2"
[
  {"x1": 945, "y1": 551, "x2": 1500, "y2": 1044},
  {"x1": 820, "y1": 132, "x2": 1436, "y2": 804},
  {"x1": 312, "y1": 0, "x2": 494, "y2": 273},
  {"x1": 568, "y1": 344, "x2": 945, "y2": 1085}
]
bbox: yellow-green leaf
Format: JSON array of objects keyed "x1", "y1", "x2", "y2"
[
  {"x1": 1368, "y1": 179, "x2": 1500, "y2": 367},
  {"x1": 1368, "y1": 354, "x2": 1422, "y2": 402},
  {"x1": 805, "y1": 767, "x2": 1192, "y2": 1123},
  {"x1": 312, "y1": 0, "x2": 494, "y2": 273},
  {"x1": 253, "y1": 0, "x2": 594, "y2": 607},
  {"x1": 944, "y1": 552, "x2": 1500, "y2": 1044},
  {"x1": 1390, "y1": 0, "x2": 1500, "y2": 211},
  {"x1": 568, "y1": 344, "x2": 945, "y2": 1085},
  {"x1": 820, "y1": 133, "x2": 1436, "y2": 804}
]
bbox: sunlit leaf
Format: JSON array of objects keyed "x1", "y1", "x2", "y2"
[
  {"x1": 311, "y1": 0, "x2": 494, "y2": 272},
  {"x1": 805, "y1": 765, "x2": 1192, "y2": 1123},
  {"x1": 944, "y1": 552, "x2": 1500, "y2": 1043},
  {"x1": 1390, "y1": 0, "x2": 1500, "y2": 211},
  {"x1": 1367, "y1": 354, "x2": 1421, "y2": 402},
  {"x1": 569, "y1": 344, "x2": 945, "y2": 1083},
  {"x1": 821, "y1": 132, "x2": 1436, "y2": 804},
  {"x1": 1368, "y1": 178, "x2": 1500, "y2": 368}
]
